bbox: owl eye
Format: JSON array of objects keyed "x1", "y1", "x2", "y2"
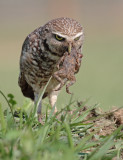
[
  {"x1": 74, "y1": 36, "x2": 80, "y2": 41},
  {"x1": 55, "y1": 34, "x2": 65, "y2": 41}
]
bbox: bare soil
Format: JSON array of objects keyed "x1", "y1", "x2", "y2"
[
  {"x1": 77, "y1": 102, "x2": 123, "y2": 136},
  {"x1": 76, "y1": 103, "x2": 123, "y2": 159}
]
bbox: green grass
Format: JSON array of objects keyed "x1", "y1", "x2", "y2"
[{"x1": 0, "y1": 89, "x2": 123, "y2": 160}]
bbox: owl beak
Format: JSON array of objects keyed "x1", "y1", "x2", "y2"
[{"x1": 68, "y1": 43, "x2": 72, "y2": 54}]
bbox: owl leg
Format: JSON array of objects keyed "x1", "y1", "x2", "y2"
[
  {"x1": 37, "y1": 101, "x2": 42, "y2": 123},
  {"x1": 34, "y1": 92, "x2": 43, "y2": 124},
  {"x1": 48, "y1": 85, "x2": 61, "y2": 113}
]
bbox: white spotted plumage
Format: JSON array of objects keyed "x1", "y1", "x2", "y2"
[{"x1": 18, "y1": 17, "x2": 84, "y2": 123}]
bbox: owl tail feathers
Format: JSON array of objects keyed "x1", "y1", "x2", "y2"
[
  {"x1": 18, "y1": 73, "x2": 34, "y2": 100},
  {"x1": 19, "y1": 82, "x2": 34, "y2": 100},
  {"x1": 18, "y1": 73, "x2": 48, "y2": 101}
]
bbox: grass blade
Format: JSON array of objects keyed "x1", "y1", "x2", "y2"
[
  {"x1": 64, "y1": 122, "x2": 74, "y2": 150},
  {"x1": 72, "y1": 103, "x2": 98, "y2": 123},
  {"x1": 88, "y1": 125, "x2": 123, "y2": 160},
  {"x1": 74, "y1": 133, "x2": 94, "y2": 152},
  {"x1": 0, "y1": 103, "x2": 7, "y2": 134},
  {"x1": 0, "y1": 90, "x2": 15, "y2": 122}
]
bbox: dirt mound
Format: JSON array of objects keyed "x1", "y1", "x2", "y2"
[
  {"x1": 77, "y1": 102, "x2": 123, "y2": 136},
  {"x1": 75, "y1": 103, "x2": 123, "y2": 159}
]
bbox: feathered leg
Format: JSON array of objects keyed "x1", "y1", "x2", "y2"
[
  {"x1": 34, "y1": 92, "x2": 43, "y2": 123},
  {"x1": 48, "y1": 84, "x2": 61, "y2": 113}
]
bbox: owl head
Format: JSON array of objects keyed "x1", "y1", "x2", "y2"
[{"x1": 41, "y1": 17, "x2": 84, "y2": 56}]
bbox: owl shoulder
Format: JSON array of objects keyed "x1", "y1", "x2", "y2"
[{"x1": 21, "y1": 26, "x2": 42, "y2": 54}]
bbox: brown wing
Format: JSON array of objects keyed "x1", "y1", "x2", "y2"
[
  {"x1": 18, "y1": 27, "x2": 48, "y2": 100},
  {"x1": 18, "y1": 72, "x2": 48, "y2": 100},
  {"x1": 18, "y1": 72, "x2": 34, "y2": 100}
]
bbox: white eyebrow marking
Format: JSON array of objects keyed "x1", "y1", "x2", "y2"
[
  {"x1": 73, "y1": 32, "x2": 84, "y2": 39},
  {"x1": 52, "y1": 32, "x2": 67, "y2": 38},
  {"x1": 52, "y1": 31, "x2": 83, "y2": 40}
]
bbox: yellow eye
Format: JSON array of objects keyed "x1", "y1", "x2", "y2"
[
  {"x1": 55, "y1": 34, "x2": 64, "y2": 41},
  {"x1": 74, "y1": 36, "x2": 80, "y2": 41}
]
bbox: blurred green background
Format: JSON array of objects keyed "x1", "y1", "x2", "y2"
[{"x1": 0, "y1": 0, "x2": 123, "y2": 110}]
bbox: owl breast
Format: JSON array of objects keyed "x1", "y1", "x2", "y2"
[{"x1": 20, "y1": 28, "x2": 62, "y2": 94}]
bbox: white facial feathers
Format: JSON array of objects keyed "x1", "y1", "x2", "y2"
[{"x1": 52, "y1": 31, "x2": 83, "y2": 41}]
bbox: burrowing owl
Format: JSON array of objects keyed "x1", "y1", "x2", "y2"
[{"x1": 18, "y1": 17, "x2": 84, "y2": 122}]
